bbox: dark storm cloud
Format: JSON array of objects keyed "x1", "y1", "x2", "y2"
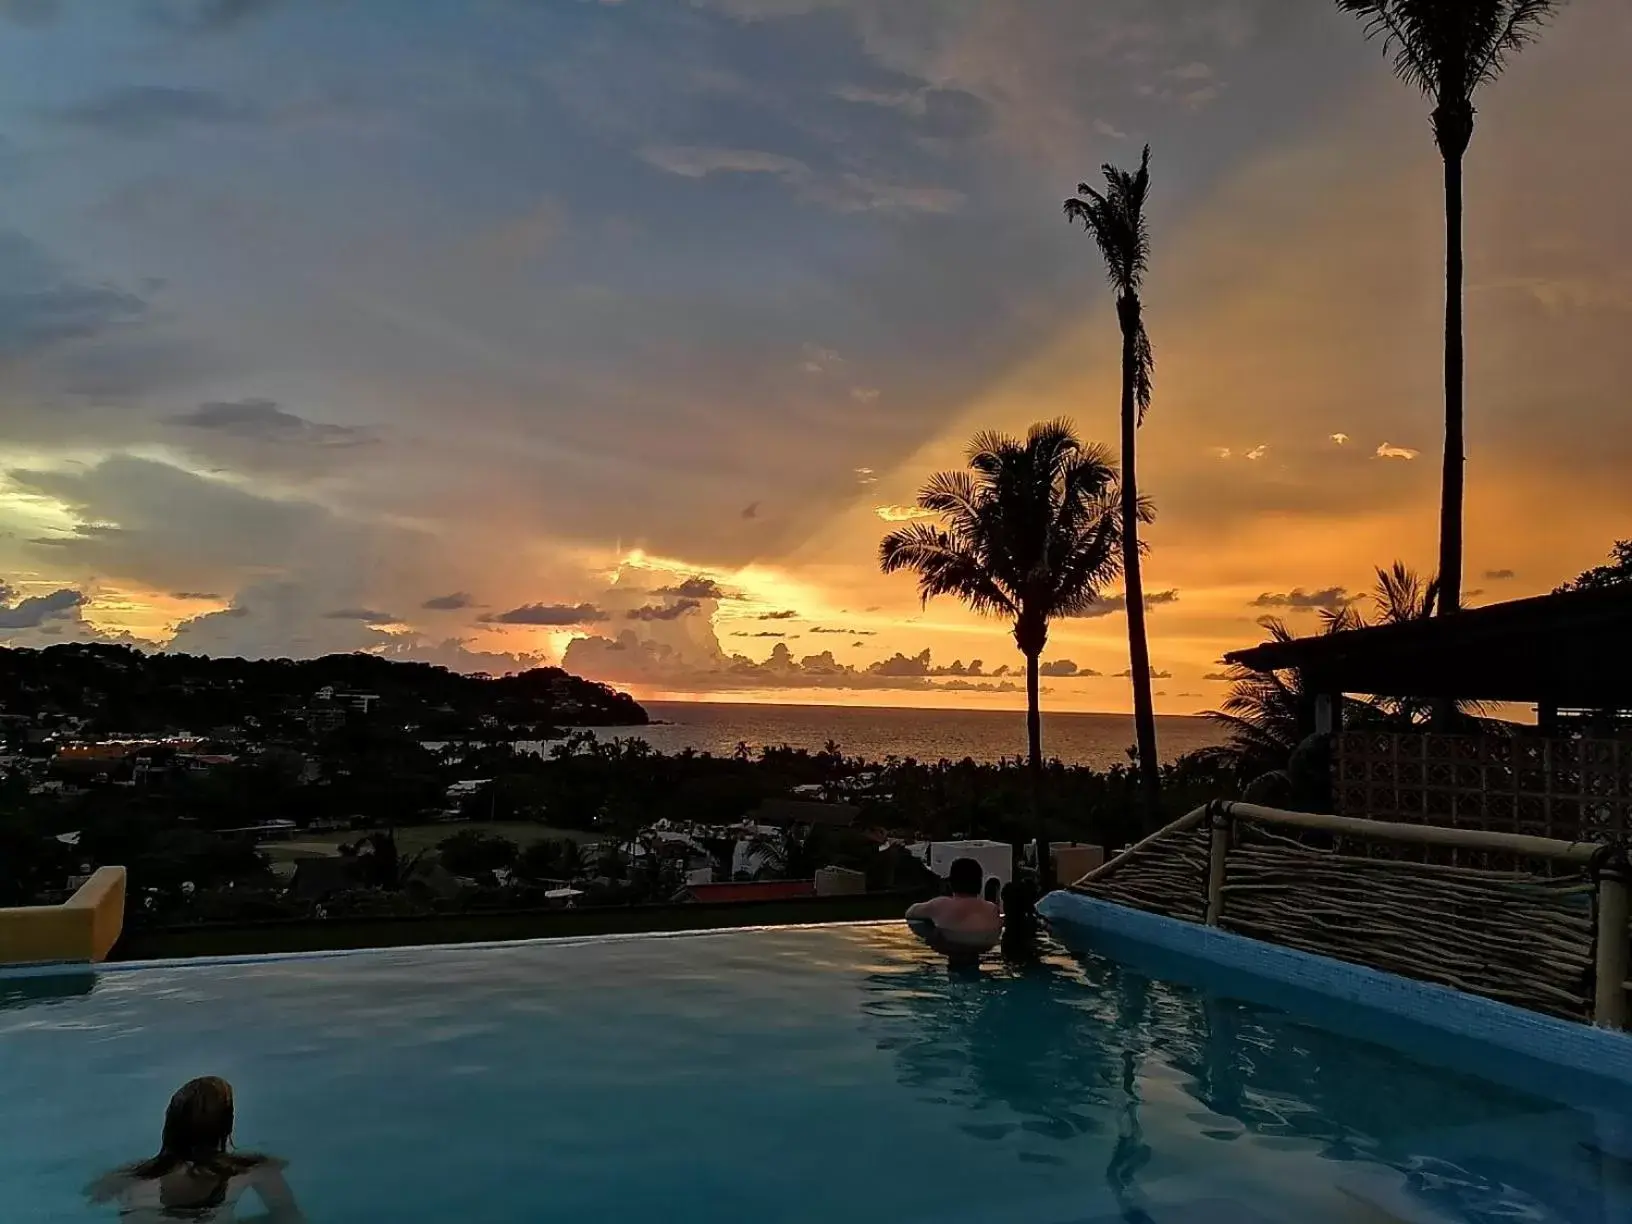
[
  {"x1": 652, "y1": 577, "x2": 726, "y2": 600},
  {"x1": 1250, "y1": 587, "x2": 1350, "y2": 612},
  {"x1": 46, "y1": 85, "x2": 262, "y2": 137},
  {"x1": 0, "y1": 232, "x2": 147, "y2": 359},
  {"x1": 1070, "y1": 589, "x2": 1180, "y2": 618},
  {"x1": 626, "y1": 598, "x2": 701, "y2": 622},
  {"x1": 0, "y1": 585, "x2": 84, "y2": 628},
  {"x1": 166, "y1": 399, "x2": 374, "y2": 447},
  {"x1": 422, "y1": 591, "x2": 475, "y2": 610},
  {"x1": 480, "y1": 602, "x2": 609, "y2": 626}
]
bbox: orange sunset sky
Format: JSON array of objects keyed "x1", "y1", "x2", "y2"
[{"x1": 0, "y1": 0, "x2": 1628, "y2": 714}]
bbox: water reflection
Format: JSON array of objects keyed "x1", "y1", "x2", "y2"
[
  {"x1": 0, "y1": 971, "x2": 96, "y2": 1012},
  {"x1": 858, "y1": 929, "x2": 1618, "y2": 1221}
]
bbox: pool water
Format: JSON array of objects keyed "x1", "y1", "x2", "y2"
[{"x1": 3, "y1": 924, "x2": 1629, "y2": 1223}]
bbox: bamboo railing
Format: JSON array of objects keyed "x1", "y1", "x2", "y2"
[{"x1": 1069, "y1": 801, "x2": 1631, "y2": 1028}]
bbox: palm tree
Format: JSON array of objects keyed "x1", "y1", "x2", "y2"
[
  {"x1": 879, "y1": 419, "x2": 1134, "y2": 887},
  {"x1": 1064, "y1": 144, "x2": 1162, "y2": 816},
  {"x1": 1335, "y1": 1, "x2": 1561, "y2": 616}
]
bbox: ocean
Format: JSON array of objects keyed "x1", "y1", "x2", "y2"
[{"x1": 574, "y1": 701, "x2": 1227, "y2": 770}]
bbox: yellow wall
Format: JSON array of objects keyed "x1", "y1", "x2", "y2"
[{"x1": 0, "y1": 866, "x2": 126, "y2": 966}]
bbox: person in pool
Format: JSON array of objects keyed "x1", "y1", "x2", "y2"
[
  {"x1": 905, "y1": 856, "x2": 1003, "y2": 957},
  {"x1": 86, "y1": 1076, "x2": 303, "y2": 1222}
]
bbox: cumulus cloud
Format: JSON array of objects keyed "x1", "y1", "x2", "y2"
[
  {"x1": 562, "y1": 631, "x2": 1018, "y2": 695},
  {"x1": 1039, "y1": 659, "x2": 1102, "y2": 677},
  {"x1": 167, "y1": 399, "x2": 374, "y2": 448},
  {"x1": 1250, "y1": 586, "x2": 1350, "y2": 612},
  {"x1": 1375, "y1": 442, "x2": 1419, "y2": 460},
  {"x1": 1330, "y1": 432, "x2": 1349, "y2": 445},
  {"x1": 1070, "y1": 588, "x2": 1179, "y2": 618},
  {"x1": 422, "y1": 591, "x2": 475, "y2": 610},
  {"x1": 1114, "y1": 666, "x2": 1173, "y2": 679},
  {"x1": 1203, "y1": 671, "x2": 1232, "y2": 681},
  {"x1": 47, "y1": 85, "x2": 261, "y2": 137},
  {"x1": 480, "y1": 602, "x2": 609, "y2": 626}
]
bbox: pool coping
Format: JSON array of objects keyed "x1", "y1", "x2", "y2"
[
  {"x1": 0, "y1": 918, "x2": 901, "y2": 979},
  {"x1": 1037, "y1": 889, "x2": 1632, "y2": 1092}
]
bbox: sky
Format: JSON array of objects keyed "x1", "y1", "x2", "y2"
[{"x1": 0, "y1": 0, "x2": 1627, "y2": 714}]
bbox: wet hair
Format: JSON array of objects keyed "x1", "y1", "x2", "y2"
[
  {"x1": 128, "y1": 1077, "x2": 263, "y2": 1212},
  {"x1": 947, "y1": 857, "x2": 984, "y2": 897}
]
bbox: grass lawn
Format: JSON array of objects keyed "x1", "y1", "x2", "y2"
[{"x1": 260, "y1": 821, "x2": 595, "y2": 862}]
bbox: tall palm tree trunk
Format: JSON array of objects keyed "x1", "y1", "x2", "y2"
[
  {"x1": 1437, "y1": 143, "x2": 1465, "y2": 617},
  {"x1": 1024, "y1": 645, "x2": 1051, "y2": 890},
  {"x1": 1432, "y1": 98, "x2": 1472, "y2": 617},
  {"x1": 1118, "y1": 304, "x2": 1161, "y2": 817}
]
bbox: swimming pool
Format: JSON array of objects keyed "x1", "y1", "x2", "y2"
[{"x1": 3, "y1": 923, "x2": 1629, "y2": 1223}]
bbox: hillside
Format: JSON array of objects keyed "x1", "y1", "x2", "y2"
[{"x1": 0, "y1": 643, "x2": 647, "y2": 739}]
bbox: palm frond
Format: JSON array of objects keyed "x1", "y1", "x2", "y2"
[
  {"x1": 1132, "y1": 321, "x2": 1155, "y2": 421},
  {"x1": 1064, "y1": 145, "x2": 1152, "y2": 295},
  {"x1": 1335, "y1": 0, "x2": 1440, "y2": 96},
  {"x1": 1337, "y1": 0, "x2": 1561, "y2": 101},
  {"x1": 878, "y1": 523, "x2": 1015, "y2": 617},
  {"x1": 1473, "y1": 0, "x2": 1561, "y2": 88}
]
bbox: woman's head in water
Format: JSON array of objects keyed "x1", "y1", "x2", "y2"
[
  {"x1": 947, "y1": 856, "x2": 984, "y2": 897},
  {"x1": 130, "y1": 1077, "x2": 244, "y2": 1180}
]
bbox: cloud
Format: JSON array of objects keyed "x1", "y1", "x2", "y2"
[
  {"x1": 849, "y1": 387, "x2": 880, "y2": 403},
  {"x1": 1244, "y1": 444, "x2": 1268, "y2": 461},
  {"x1": 1375, "y1": 442, "x2": 1419, "y2": 460},
  {"x1": 1166, "y1": 61, "x2": 1214, "y2": 81},
  {"x1": 1070, "y1": 589, "x2": 1179, "y2": 618},
  {"x1": 1039, "y1": 659, "x2": 1102, "y2": 677},
  {"x1": 1330, "y1": 432, "x2": 1349, "y2": 445},
  {"x1": 321, "y1": 607, "x2": 398, "y2": 625},
  {"x1": 810, "y1": 626, "x2": 874, "y2": 635},
  {"x1": 1250, "y1": 586, "x2": 1350, "y2": 612},
  {"x1": 1094, "y1": 118, "x2": 1129, "y2": 139},
  {"x1": 627, "y1": 599, "x2": 701, "y2": 621},
  {"x1": 1213, "y1": 447, "x2": 1232, "y2": 459},
  {"x1": 759, "y1": 609, "x2": 798, "y2": 619},
  {"x1": 172, "y1": 591, "x2": 221, "y2": 601},
  {"x1": 638, "y1": 146, "x2": 960, "y2": 214},
  {"x1": 652, "y1": 576, "x2": 726, "y2": 599},
  {"x1": 1114, "y1": 666, "x2": 1172, "y2": 679},
  {"x1": 0, "y1": 232, "x2": 147, "y2": 360},
  {"x1": 0, "y1": 585, "x2": 85, "y2": 629},
  {"x1": 1484, "y1": 568, "x2": 1517, "y2": 581},
  {"x1": 854, "y1": 467, "x2": 878, "y2": 485},
  {"x1": 480, "y1": 603, "x2": 609, "y2": 626},
  {"x1": 741, "y1": 502, "x2": 759, "y2": 519},
  {"x1": 731, "y1": 630, "x2": 790, "y2": 637},
  {"x1": 874, "y1": 504, "x2": 934, "y2": 522},
  {"x1": 166, "y1": 399, "x2": 374, "y2": 448},
  {"x1": 47, "y1": 86, "x2": 261, "y2": 137},
  {"x1": 1203, "y1": 671, "x2": 1233, "y2": 681},
  {"x1": 422, "y1": 591, "x2": 475, "y2": 610},
  {"x1": 639, "y1": 144, "x2": 807, "y2": 180}
]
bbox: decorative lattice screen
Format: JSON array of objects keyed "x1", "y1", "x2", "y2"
[{"x1": 1334, "y1": 731, "x2": 1632, "y2": 842}]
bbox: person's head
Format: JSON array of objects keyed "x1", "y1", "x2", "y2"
[
  {"x1": 947, "y1": 857, "x2": 984, "y2": 897},
  {"x1": 158, "y1": 1077, "x2": 235, "y2": 1167}
]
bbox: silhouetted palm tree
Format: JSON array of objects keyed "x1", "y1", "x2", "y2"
[
  {"x1": 1208, "y1": 618, "x2": 1323, "y2": 780},
  {"x1": 1064, "y1": 144, "x2": 1161, "y2": 816},
  {"x1": 1335, "y1": 1, "x2": 1561, "y2": 616},
  {"x1": 880, "y1": 420, "x2": 1134, "y2": 885}
]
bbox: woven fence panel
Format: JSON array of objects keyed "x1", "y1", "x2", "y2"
[
  {"x1": 1221, "y1": 821, "x2": 1596, "y2": 1020},
  {"x1": 1073, "y1": 826, "x2": 1208, "y2": 923},
  {"x1": 1335, "y1": 731, "x2": 1632, "y2": 844}
]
